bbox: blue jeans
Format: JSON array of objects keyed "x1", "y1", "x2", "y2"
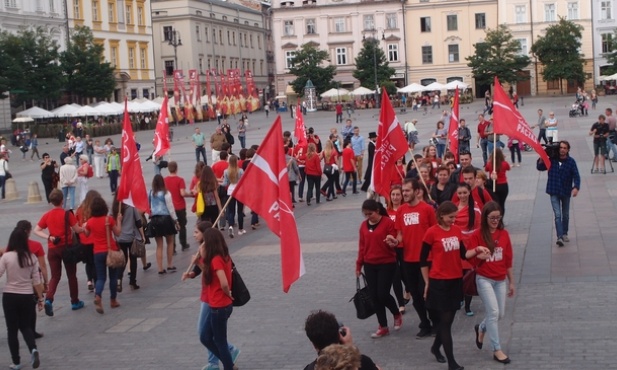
[
  {"x1": 436, "y1": 143, "x2": 445, "y2": 158},
  {"x1": 238, "y1": 136, "x2": 246, "y2": 149},
  {"x1": 198, "y1": 302, "x2": 237, "y2": 366},
  {"x1": 109, "y1": 170, "x2": 119, "y2": 193},
  {"x1": 62, "y1": 186, "x2": 75, "y2": 209},
  {"x1": 195, "y1": 146, "x2": 207, "y2": 164},
  {"x1": 94, "y1": 252, "x2": 118, "y2": 299},
  {"x1": 476, "y1": 275, "x2": 507, "y2": 351},
  {"x1": 480, "y1": 138, "x2": 488, "y2": 166},
  {"x1": 550, "y1": 195, "x2": 570, "y2": 238},
  {"x1": 201, "y1": 304, "x2": 234, "y2": 370},
  {"x1": 226, "y1": 197, "x2": 244, "y2": 230},
  {"x1": 0, "y1": 175, "x2": 5, "y2": 199}
]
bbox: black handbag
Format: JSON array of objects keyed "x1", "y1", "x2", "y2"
[
  {"x1": 323, "y1": 164, "x2": 333, "y2": 175},
  {"x1": 231, "y1": 262, "x2": 250, "y2": 307},
  {"x1": 350, "y1": 273, "x2": 375, "y2": 320},
  {"x1": 144, "y1": 220, "x2": 155, "y2": 238},
  {"x1": 61, "y1": 211, "x2": 86, "y2": 264}
]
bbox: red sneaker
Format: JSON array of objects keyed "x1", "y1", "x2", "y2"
[
  {"x1": 393, "y1": 313, "x2": 403, "y2": 330},
  {"x1": 370, "y1": 326, "x2": 390, "y2": 338}
]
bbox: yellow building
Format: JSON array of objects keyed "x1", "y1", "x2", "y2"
[
  {"x1": 405, "y1": 0, "x2": 498, "y2": 97},
  {"x1": 67, "y1": 0, "x2": 156, "y2": 101}
]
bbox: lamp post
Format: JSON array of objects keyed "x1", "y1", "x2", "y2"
[
  {"x1": 169, "y1": 29, "x2": 182, "y2": 70},
  {"x1": 363, "y1": 29, "x2": 384, "y2": 109}
]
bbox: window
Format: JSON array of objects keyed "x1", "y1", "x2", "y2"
[
  {"x1": 50, "y1": 0, "x2": 55, "y2": 12},
  {"x1": 544, "y1": 4, "x2": 555, "y2": 22},
  {"x1": 257, "y1": 35, "x2": 261, "y2": 49},
  {"x1": 388, "y1": 44, "x2": 398, "y2": 62},
  {"x1": 422, "y1": 46, "x2": 432, "y2": 64},
  {"x1": 420, "y1": 17, "x2": 431, "y2": 32},
  {"x1": 239, "y1": 33, "x2": 243, "y2": 46},
  {"x1": 567, "y1": 2, "x2": 578, "y2": 20},
  {"x1": 219, "y1": 30, "x2": 222, "y2": 43},
  {"x1": 212, "y1": 28, "x2": 216, "y2": 43},
  {"x1": 601, "y1": 1, "x2": 612, "y2": 20},
  {"x1": 515, "y1": 5, "x2": 526, "y2": 23},
  {"x1": 205, "y1": 27, "x2": 209, "y2": 42},
  {"x1": 285, "y1": 51, "x2": 295, "y2": 69},
  {"x1": 284, "y1": 20, "x2": 294, "y2": 36},
  {"x1": 334, "y1": 18, "x2": 345, "y2": 33},
  {"x1": 131, "y1": 89, "x2": 137, "y2": 99},
  {"x1": 448, "y1": 44, "x2": 459, "y2": 62},
  {"x1": 516, "y1": 38, "x2": 528, "y2": 55},
  {"x1": 92, "y1": 1, "x2": 99, "y2": 21},
  {"x1": 73, "y1": 0, "x2": 80, "y2": 18},
  {"x1": 363, "y1": 15, "x2": 374, "y2": 30},
  {"x1": 306, "y1": 19, "x2": 316, "y2": 34},
  {"x1": 336, "y1": 47, "x2": 347, "y2": 65},
  {"x1": 228, "y1": 30, "x2": 231, "y2": 45},
  {"x1": 116, "y1": 1, "x2": 123, "y2": 22},
  {"x1": 475, "y1": 13, "x2": 486, "y2": 29},
  {"x1": 386, "y1": 13, "x2": 397, "y2": 29},
  {"x1": 447, "y1": 15, "x2": 458, "y2": 31},
  {"x1": 128, "y1": 47, "x2": 135, "y2": 69},
  {"x1": 140, "y1": 48, "x2": 146, "y2": 69},
  {"x1": 110, "y1": 46, "x2": 118, "y2": 67},
  {"x1": 163, "y1": 26, "x2": 172, "y2": 41},
  {"x1": 196, "y1": 25, "x2": 201, "y2": 41},
  {"x1": 547, "y1": 80, "x2": 559, "y2": 90},
  {"x1": 250, "y1": 34, "x2": 253, "y2": 48},
  {"x1": 143, "y1": 88, "x2": 149, "y2": 99},
  {"x1": 244, "y1": 34, "x2": 247, "y2": 46},
  {"x1": 137, "y1": 6, "x2": 143, "y2": 25},
  {"x1": 108, "y1": 1, "x2": 115, "y2": 22},
  {"x1": 126, "y1": 5, "x2": 132, "y2": 24},
  {"x1": 602, "y1": 33, "x2": 614, "y2": 53}
]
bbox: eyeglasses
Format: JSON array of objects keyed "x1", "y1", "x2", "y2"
[{"x1": 488, "y1": 216, "x2": 502, "y2": 222}]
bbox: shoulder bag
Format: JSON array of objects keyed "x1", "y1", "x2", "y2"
[
  {"x1": 61, "y1": 210, "x2": 86, "y2": 265},
  {"x1": 349, "y1": 273, "x2": 375, "y2": 320},
  {"x1": 463, "y1": 259, "x2": 486, "y2": 296},
  {"x1": 105, "y1": 216, "x2": 126, "y2": 269},
  {"x1": 144, "y1": 192, "x2": 155, "y2": 238},
  {"x1": 323, "y1": 163, "x2": 334, "y2": 176},
  {"x1": 130, "y1": 238, "x2": 146, "y2": 257},
  {"x1": 231, "y1": 261, "x2": 250, "y2": 307}
]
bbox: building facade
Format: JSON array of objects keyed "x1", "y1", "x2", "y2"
[
  {"x1": 67, "y1": 0, "x2": 156, "y2": 101},
  {"x1": 0, "y1": 0, "x2": 67, "y2": 49},
  {"x1": 271, "y1": 0, "x2": 407, "y2": 96},
  {"x1": 405, "y1": 0, "x2": 498, "y2": 97},
  {"x1": 151, "y1": 0, "x2": 270, "y2": 98},
  {"x1": 592, "y1": 0, "x2": 616, "y2": 83},
  {"x1": 499, "y1": 0, "x2": 593, "y2": 96}
]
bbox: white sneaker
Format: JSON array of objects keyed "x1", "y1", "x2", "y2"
[
  {"x1": 31, "y1": 349, "x2": 40, "y2": 369},
  {"x1": 562, "y1": 235, "x2": 570, "y2": 242},
  {"x1": 9, "y1": 364, "x2": 22, "y2": 370},
  {"x1": 228, "y1": 226, "x2": 234, "y2": 238},
  {"x1": 238, "y1": 229, "x2": 247, "y2": 235}
]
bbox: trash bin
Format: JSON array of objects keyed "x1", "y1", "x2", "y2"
[{"x1": 58, "y1": 129, "x2": 65, "y2": 142}]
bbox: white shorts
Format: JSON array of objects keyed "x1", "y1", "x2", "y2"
[{"x1": 547, "y1": 129, "x2": 558, "y2": 142}]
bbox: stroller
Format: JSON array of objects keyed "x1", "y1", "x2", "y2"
[{"x1": 569, "y1": 102, "x2": 582, "y2": 117}]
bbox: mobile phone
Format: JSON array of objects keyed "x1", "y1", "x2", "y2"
[{"x1": 337, "y1": 321, "x2": 346, "y2": 337}]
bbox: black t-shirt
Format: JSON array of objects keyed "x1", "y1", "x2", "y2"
[
  {"x1": 304, "y1": 354, "x2": 378, "y2": 370},
  {"x1": 591, "y1": 122, "x2": 609, "y2": 143}
]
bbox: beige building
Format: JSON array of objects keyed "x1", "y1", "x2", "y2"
[
  {"x1": 151, "y1": 0, "x2": 270, "y2": 98},
  {"x1": 271, "y1": 0, "x2": 407, "y2": 96},
  {"x1": 405, "y1": 0, "x2": 498, "y2": 97},
  {"x1": 499, "y1": 0, "x2": 593, "y2": 95},
  {"x1": 68, "y1": 0, "x2": 156, "y2": 101}
]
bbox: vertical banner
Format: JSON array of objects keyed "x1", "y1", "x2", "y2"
[
  {"x1": 221, "y1": 70, "x2": 230, "y2": 116},
  {"x1": 172, "y1": 70, "x2": 184, "y2": 122},
  {"x1": 187, "y1": 69, "x2": 197, "y2": 123},
  {"x1": 228, "y1": 69, "x2": 239, "y2": 116},
  {"x1": 195, "y1": 71, "x2": 203, "y2": 121},
  {"x1": 206, "y1": 69, "x2": 215, "y2": 119},
  {"x1": 214, "y1": 69, "x2": 222, "y2": 117},
  {"x1": 245, "y1": 70, "x2": 261, "y2": 113}
]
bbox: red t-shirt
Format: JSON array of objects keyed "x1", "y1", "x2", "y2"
[
  {"x1": 75, "y1": 207, "x2": 94, "y2": 245},
  {"x1": 85, "y1": 215, "x2": 119, "y2": 254},
  {"x1": 304, "y1": 154, "x2": 322, "y2": 176},
  {"x1": 342, "y1": 147, "x2": 355, "y2": 172},
  {"x1": 467, "y1": 229, "x2": 513, "y2": 281},
  {"x1": 395, "y1": 202, "x2": 436, "y2": 262},
  {"x1": 356, "y1": 216, "x2": 397, "y2": 272},
  {"x1": 485, "y1": 161, "x2": 511, "y2": 185},
  {"x1": 335, "y1": 104, "x2": 343, "y2": 114},
  {"x1": 478, "y1": 120, "x2": 489, "y2": 139},
  {"x1": 28, "y1": 239, "x2": 45, "y2": 257},
  {"x1": 422, "y1": 224, "x2": 465, "y2": 280},
  {"x1": 293, "y1": 145, "x2": 307, "y2": 167},
  {"x1": 37, "y1": 208, "x2": 77, "y2": 249},
  {"x1": 391, "y1": 164, "x2": 405, "y2": 186},
  {"x1": 206, "y1": 255, "x2": 233, "y2": 308},
  {"x1": 324, "y1": 151, "x2": 338, "y2": 166},
  {"x1": 451, "y1": 187, "x2": 492, "y2": 210},
  {"x1": 211, "y1": 161, "x2": 228, "y2": 179},
  {"x1": 164, "y1": 175, "x2": 187, "y2": 211}
]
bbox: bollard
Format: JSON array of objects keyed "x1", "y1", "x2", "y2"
[
  {"x1": 4, "y1": 178, "x2": 19, "y2": 201},
  {"x1": 26, "y1": 181, "x2": 42, "y2": 204}
]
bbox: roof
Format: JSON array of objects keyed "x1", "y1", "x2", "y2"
[{"x1": 152, "y1": 0, "x2": 263, "y2": 15}]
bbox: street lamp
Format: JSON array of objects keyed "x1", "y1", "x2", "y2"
[
  {"x1": 363, "y1": 29, "x2": 385, "y2": 108},
  {"x1": 168, "y1": 29, "x2": 182, "y2": 71}
]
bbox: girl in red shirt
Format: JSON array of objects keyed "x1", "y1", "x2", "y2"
[
  {"x1": 386, "y1": 186, "x2": 411, "y2": 314},
  {"x1": 485, "y1": 148, "x2": 510, "y2": 218},
  {"x1": 304, "y1": 143, "x2": 322, "y2": 205},
  {"x1": 467, "y1": 201, "x2": 514, "y2": 364},
  {"x1": 76, "y1": 190, "x2": 101, "y2": 292},
  {"x1": 321, "y1": 140, "x2": 339, "y2": 201},
  {"x1": 341, "y1": 140, "x2": 357, "y2": 195},
  {"x1": 420, "y1": 201, "x2": 490, "y2": 370},
  {"x1": 356, "y1": 199, "x2": 402, "y2": 338}
]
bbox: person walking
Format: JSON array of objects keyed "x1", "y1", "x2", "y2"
[
  {"x1": 507, "y1": 137, "x2": 523, "y2": 166},
  {"x1": 433, "y1": 121, "x2": 447, "y2": 159},
  {"x1": 304, "y1": 143, "x2": 323, "y2": 206},
  {"x1": 112, "y1": 197, "x2": 145, "y2": 291},
  {"x1": 485, "y1": 148, "x2": 510, "y2": 217},
  {"x1": 237, "y1": 118, "x2": 247, "y2": 149},
  {"x1": 210, "y1": 127, "x2": 227, "y2": 164},
  {"x1": 468, "y1": 201, "x2": 515, "y2": 365},
  {"x1": 341, "y1": 139, "x2": 358, "y2": 195},
  {"x1": 534, "y1": 109, "x2": 548, "y2": 145},
  {"x1": 59, "y1": 156, "x2": 78, "y2": 210},
  {"x1": 40, "y1": 153, "x2": 58, "y2": 204},
  {"x1": 76, "y1": 155, "x2": 91, "y2": 205},
  {"x1": 222, "y1": 155, "x2": 245, "y2": 237},
  {"x1": 589, "y1": 114, "x2": 610, "y2": 173},
  {"x1": 106, "y1": 146, "x2": 121, "y2": 194},
  {"x1": 351, "y1": 127, "x2": 365, "y2": 181},
  {"x1": 29, "y1": 134, "x2": 40, "y2": 161},
  {"x1": 165, "y1": 161, "x2": 190, "y2": 252},
  {"x1": 286, "y1": 149, "x2": 301, "y2": 204},
  {"x1": 0, "y1": 153, "x2": 9, "y2": 200},
  {"x1": 93, "y1": 140, "x2": 107, "y2": 178},
  {"x1": 476, "y1": 114, "x2": 490, "y2": 167},
  {"x1": 193, "y1": 127, "x2": 208, "y2": 164},
  {"x1": 536, "y1": 140, "x2": 580, "y2": 247},
  {"x1": 76, "y1": 190, "x2": 100, "y2": 293}
]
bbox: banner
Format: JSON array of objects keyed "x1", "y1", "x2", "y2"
[
  {"x1": 206, "y1": 69, "x2": 215, "y2": 119},
  {"x1": 492, "y1": 77, "x2": 551, "y2": 170},
  {"x1": 448, "y1": 87, "x2": 460, "y2": 162},
  {"x1": 245, "y1": 70, "x2": 261, "y2": 113},
  {"x1": 228, "y1": 69, "x2": 240, "y2": 116},
  {"x1": 153, "y1": 94, "x2": 171, "y2": 157},
  {"x1": 172, "y1": 70, "x2": 184, "y2": 122},
  {"x1": 187, "y1": 69, "x2": 198, "y2": 123},
  {"x1": 221, "y1": 70, "x2": 230, "y2": 116},
  {"x1": 213, "y1": 69, "x2": 222, "y2": 117},
  {"x1": 233, "y1": 116, "x2": 305, "y2": 292}
]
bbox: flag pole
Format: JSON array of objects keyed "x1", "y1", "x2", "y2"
[
  {"x1": 492, "y1": 132, "x2": 497, "y2": 193},
  {"x1": 408, "y1": 149, "x2": 434, "y2": 202}
]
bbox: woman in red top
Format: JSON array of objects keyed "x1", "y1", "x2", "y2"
[
  {"x1": 293, "y1": 143, "x2": 308, "y2": 202},
  {"x1": 386, "y1": 186, "x2": 411, "y2": 314},
  {"x1": 321, "y1": 140, "x2": 339, "y2": 201},
  {"x1": 341, "y1": 139, "x2": 357, "y2": 195},
  {"x1": 485, "y1": 148, "x2": 510, "y2": 218},
  {"x1": 304, "y1": 143, "x2": 323, "y2": 206},
  {"x1": 390, "y1": 157, "x2": 406, "y2": 188},
  {"x1": 83, "y1": 196, "x2": 122, "y2": 314},
  {"x1": 453, "y1": 183, "x2": 481, "y2": 316},
  {"x1": 76, "y1": 190, "x2": 101, "y2": 292},
  {"x1": 424, "y1": 145, "x2": 442, "y2": 178},
  {"x1": 357, "y1": 199, "x2": 403, "y2": 338},
  {"x1": 468, "y1": 201, "x2": 514, "y2": 364},
  {"x1": 420, "y1": 201, "x2": 490, "y2": 370}
]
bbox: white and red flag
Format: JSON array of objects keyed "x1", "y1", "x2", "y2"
[
  {"x1": 153, "y1": 94, "x2": 171, "y2": 157},
  {"x1": 492, "y1": 77, "x2": 551, "y2": 169},
  {"x1": 117, "y1": 98, "x2": 149, "y2": 213},
  {"x1": 371, "y1": 89, "x2": 409, "y2": 199},
  {"x1": 447, "y1": 87, "x2": 460, "y2": 162},
  {"x1": 294, "y1": 105, "x2": 307, "y2": 147},
  {"x1": 233, "y1": 116, "x2": 305, "y2": 293}
]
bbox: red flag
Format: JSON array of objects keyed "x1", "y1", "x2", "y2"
[
  {"x1": 117, "y1": 98, "x2": 149, "y2": 213},
  {"x1": 294, "y1": 105, "x2": 307, "y2": 147},
  {"x1": 153, "y1": 95, "x2": 171, "y2": 157},
  {"x1": 447, "y1": 87, "x2": 460, "y2": 162},
  {"x1": 492, "y1": 77, "x2": 551, "y2": 169},
  {"x1": 233, "y1": 117, "x2": 305, "y2": 292},
  {"x1": 371, "y1": 90, "x2": 409, "y2": 198}
]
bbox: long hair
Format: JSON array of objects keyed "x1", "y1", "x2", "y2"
[
  {"x1": 202, "y1": 228, "x2": 230, "y2": 285},
  {"x1": 199, "y1": 166, "x2": 219, "y2": 194},
  {"x1": 6, "y1": 225, "x2": 34, "y2": 268},
  {"x1": 489, "y1": 148, "x2": 505, "y2": 172},
  {"x1": 194, "y1": 161, "x2": 206, "y2": 179},
  {"x1": 81, "y1": 190, "x2": 102, "y2": 221},
  {"x1": 457, "y1": 183, "x2": 475, "y2": 231},
  {"x1": 227, "y1": 155, "x2": 240, "y2": 184},
  {"x1": 324, "y1": 140, "x2": 334, "y2": 163},
  {"x1": 152, "y1": 174, "x2": 167, "y2": 194},
  {"x1": 436, "y1": 201, "x2": 458, "y2": 227},
  {"x1": 480, "y1": 201, "x2": 504, "y2": 253},
  {"x1": 307, "y1": 143, "x2": 317, "y2": 160}
]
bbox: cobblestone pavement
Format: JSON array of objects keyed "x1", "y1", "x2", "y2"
[{"x1": 0, "y1": 95, "x2": 616, "y2": 369}]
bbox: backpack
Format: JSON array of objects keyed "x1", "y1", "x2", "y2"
[{"x1": 87, "y1": 165, "x2": 93, "y2": 178}]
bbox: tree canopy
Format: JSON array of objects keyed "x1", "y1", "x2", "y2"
[
  {"x1": 466, "y1": 24, "x2": 531, "y2": 87},
  {"x1": 530, "y1": 17, "x2": 586, "y2": 94},
  {"x1": 353, "y1": 38, "x2": 395, "y2": 91},
  {"x1": 288, "y1": 44, "x2": 336, "y2": 97}
]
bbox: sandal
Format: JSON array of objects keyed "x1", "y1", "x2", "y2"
[{"x1": 158, "y1": 270, "x2": 167, "y2": 275}]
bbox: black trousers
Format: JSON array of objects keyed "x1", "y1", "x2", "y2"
[
  {"x1": 363, "y1": 262, "x2": 399, "y2": 328},
  {"x1": 402, "y1": 261, "x2": 434, "y2": 329},
  {"x1": 538, "y1": 129, "x2": 548, "y2": 144},
  {"x1": 493, "y1": 183, "x2": 509, "y2": 217},
  {"x1": 118, "y1": 241, "x2": 138, "y2": 284},
  {"x1": 306, "y1": 175, "x2": 321, "y2": 203},
  {"x1": 175, "y1": 209, "x2": 188, "y2": 249},
  {"x1": 392, "y1": 248, "x2": 408, "y2": 307},
  {"x1": 3, "y1": 293, "x2": 37, "y2": 365},
  {"x1": 42, "y1": 177, "x2": 53, "y2": 203}
]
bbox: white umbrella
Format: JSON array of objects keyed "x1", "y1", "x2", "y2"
[
  {"x1": 445, "y1": 80, "x2": 469, "y2": 90},
  {"x1": 423, "y1": 82, "x2": 446, "y2": 91},
  {"x1": 320, "y1": 88, "x2": 350, "y2": 98},
  {"x1": 398, "y1": 83, "x2": 425, "y2": 94},
  {"x1": 71, "y1": 105, "x2": 102, "y2": 117},
  {"x1": 139, "y1": 100, "x2": 162, "y2": 111},
  {"x1": 96, "y1": 102, "x2": 124, "y2": 116},
  {"x1": 12, "y1": 117, "x2": 34, "y2": 123},
  {"x1": 351, "y1": 86, "x2": 375, "y2": 96},
  {"x1": 51, "y1": 104, "x2": 81, "y2": 116},
  {"x1": 16, "y1": 106, "x2": 54, "y2": 119}
]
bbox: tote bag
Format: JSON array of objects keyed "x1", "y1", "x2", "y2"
[{"x1": 350, "y1": 273, "x2": 375, "y2": 320}]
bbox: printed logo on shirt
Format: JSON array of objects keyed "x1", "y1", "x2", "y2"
[
  {"x1": 487, "y1": 247, "x2": 503, "y2": 262},
  {"x1": 403, "y1": 212, "x2": 420, "y2": 226},
  {"x1": 441, "y1": 237, "x2": 460, "y2": 252},
  {"x1": 389, "y1": 215, "x2": 396, "y2": 222}
]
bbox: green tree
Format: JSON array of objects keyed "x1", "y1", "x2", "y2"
[
  {"x1": 530, "y1": 17, "x2": 586, "y2": 94},
  {"x1": 61, "y1": 26, "x2": 116, "y2": 103},
  {"x1": 466, "y1": 24, "x2": 531, "y2": 87},
  {"x1": 353, "y1": 38, "x2": 395, "y2": 90},
  {"x1": 288, "y1": 44, "x2": 336, "y2": 97}
]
